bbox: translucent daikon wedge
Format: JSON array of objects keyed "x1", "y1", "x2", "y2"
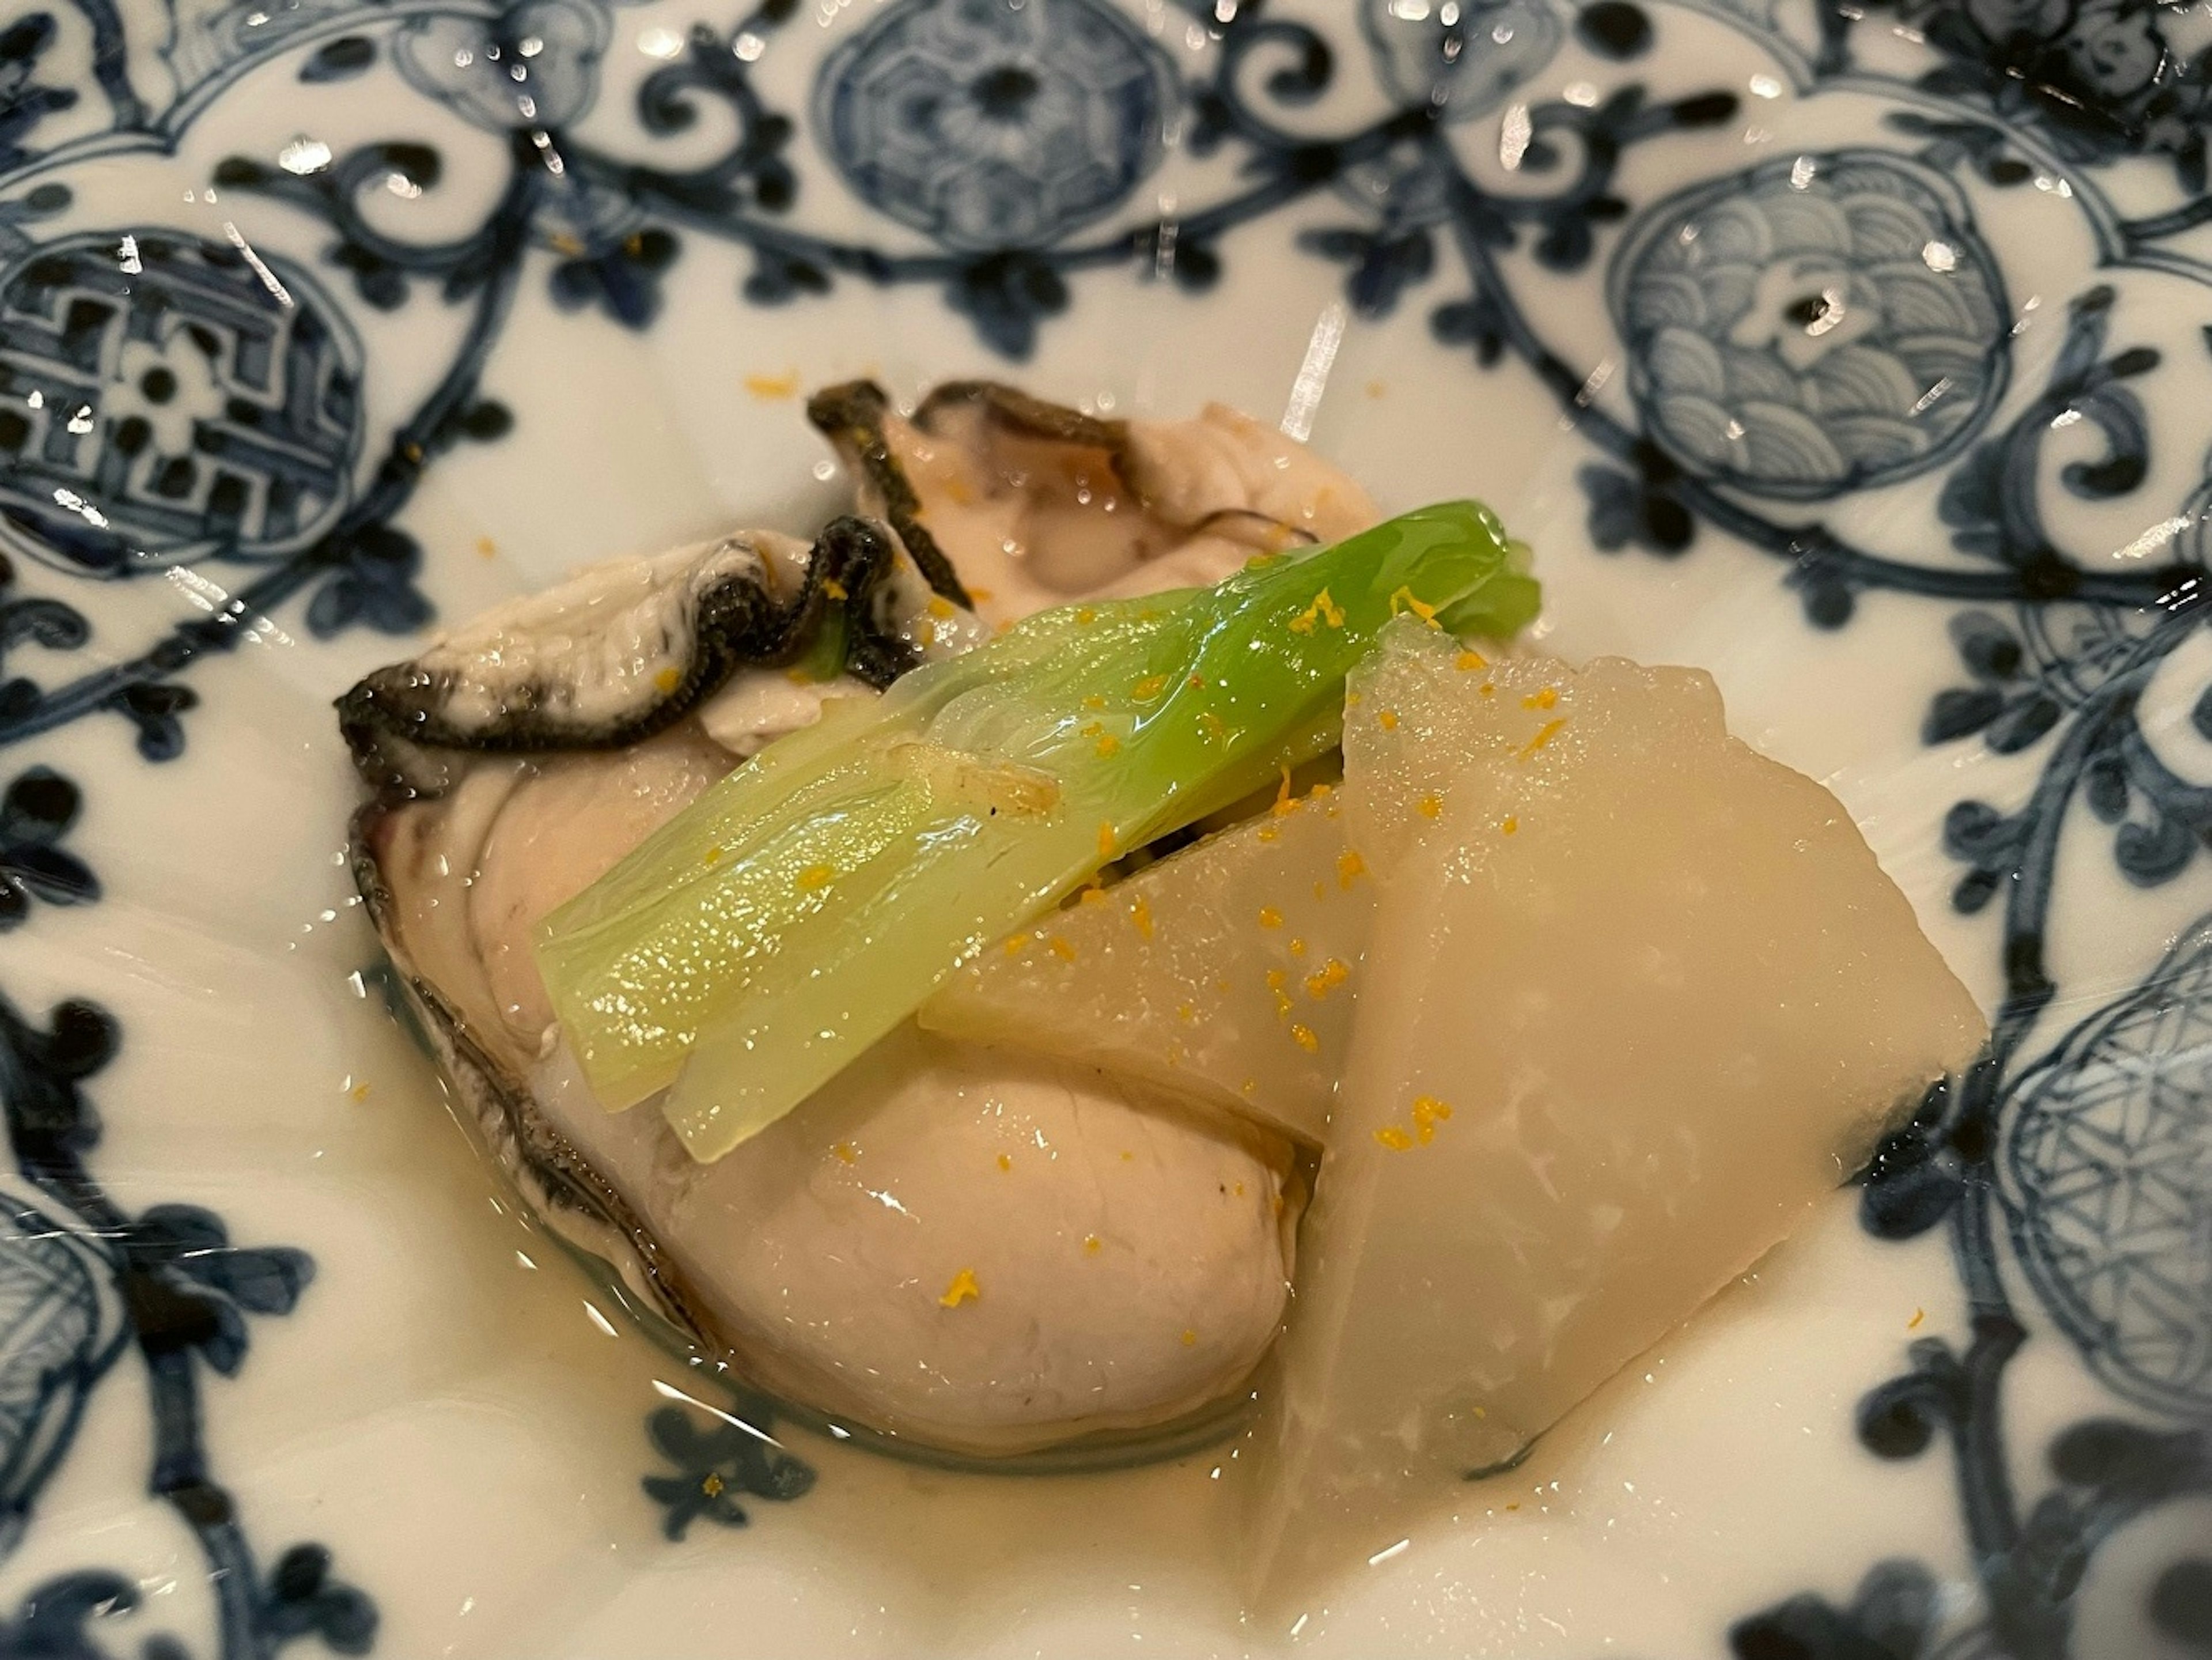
[
  {"x1": 921, "y1": 782, "x2": 1375, "y2": 1143},
  {"x1": 1238, "y1": 625, "x2": 1987, "y2": 1598}
]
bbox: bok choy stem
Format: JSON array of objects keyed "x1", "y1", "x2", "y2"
[{"x1": 535, "y1": 500, "x2": 1536, "y2": 1162}]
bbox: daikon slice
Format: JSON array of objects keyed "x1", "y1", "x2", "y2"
[
  {"x1": 1240, "y1": 626, "x2": 1987, "y2": 1598},
  {"x1": 921, "y1": 785, "x2": 1374, "y2": 1143}
]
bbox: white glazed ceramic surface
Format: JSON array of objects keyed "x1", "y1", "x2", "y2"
[{"x1": 0, "y1": 0, "x2": 2206, "y2": 1655}]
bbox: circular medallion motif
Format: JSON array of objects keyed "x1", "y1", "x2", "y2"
[
  {"x1": 813, "y1": 0, "x2": 1180, "y2": 251},
  {"x1": 2002, "y1": 915, "x2": 2212, "y2": 1419},
  {"x1": 0, "y1": 230, "x2": 363, "y2": 576},
  {"x1": 1610, "y1": 151, "x2": 2009, "y2": 500},
  {"x1": 0, "y1": 1197, "x2": 102, "y2": 1549}
]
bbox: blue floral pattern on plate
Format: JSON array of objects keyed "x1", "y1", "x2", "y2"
[
  {"x1": 393, "y1": 0, "x2": 620, "y2": 134},
  {"x1": 2002, "y1": 917, "x2": 2212, "y2": 1420},
  {"x1": 1360, "y1": 0, "x2": 1565, "y2": 120},
  {"x1": 0, "y1": 0, "x2": 2208, "y2": 1652},
  {"x1": 816, "y1": 0, "x2": 1178, "y2": 249},
  {"x1": 0, "y1": 230, "x2": 363, "y2": 576},
  {"x1": 1611, "y1": 150, "x2": 2008, "y2": 498}
]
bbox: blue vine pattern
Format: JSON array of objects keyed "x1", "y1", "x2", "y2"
[
  {"x1": 0, "y1": 985, "x2": 377, "y2": 1657},
  {"x1": 0, "y1": 766, "x2": 92, "y2": 925},
  {"x1": 639, "y1": 1397, "x2": 815, "y2": 1542},
  {"x1": 0, "y1": 0, "x2": 2206, "y2": 1651}
]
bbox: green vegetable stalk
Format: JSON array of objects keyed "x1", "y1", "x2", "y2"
[{"x1": 535, "y1": 501, "x2": 1537, "y2": 1162}]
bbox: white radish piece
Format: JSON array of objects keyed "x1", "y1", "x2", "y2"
[
  {"x1": 1237, "y1": 625, "x2": 1987, "y2": 1598},
  {"x1": 921, "y1": 784, "x2": 1374, "y2": 1144}
]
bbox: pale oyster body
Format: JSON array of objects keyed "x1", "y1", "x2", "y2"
[{"x1": 347, "y1": 387, "x2": 1378, "y2": 1457}]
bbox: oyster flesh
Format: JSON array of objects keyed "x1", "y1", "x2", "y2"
[
  {"x1": 807, "y1": 379, "x2": 1379, "y2": 625},
  {"x1": 346, "y1": 384, "x2": 1380, "y2": 1458}
]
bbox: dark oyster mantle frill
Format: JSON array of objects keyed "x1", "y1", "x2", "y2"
[{"x1": 340, "y1": 516, "x2": 937, "y2": 798}]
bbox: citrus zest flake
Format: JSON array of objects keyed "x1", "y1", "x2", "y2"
[
  {"x1": 1518, "y1": 717, "x2": 1567, "y2": 759},
  {"x1": 1388, "y1": 585, "x2": 1440, "y2": 626},
  {"x1": 1287, "y1": 589, "x2": 1346, "y2": 635},
  {"x1": 939, "y1": 1268, "x2": 981, "y2": 1308},
  {"x1": 1305, "y1": 959, "x2": 1350, "y2": 999}
]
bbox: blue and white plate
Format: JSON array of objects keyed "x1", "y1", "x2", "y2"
[{"x1": 0, "y1": 0, "x2": 2206, "y2": 1653}]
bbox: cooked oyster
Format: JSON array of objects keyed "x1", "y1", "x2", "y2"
[
  {"x1": 807, "y1": 380, "x2": 1380, "y2": 626},
  {"x1": 346, "y1": 386, "x2": 1382, "y2": 1458},
  {"x1": 340, "y1": 517, "x2": 926, "y2": 796}
]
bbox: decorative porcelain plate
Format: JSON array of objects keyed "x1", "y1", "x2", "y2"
[{"x1": 0, "y1": 0, "x2": 2207, "y2": 1653}]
